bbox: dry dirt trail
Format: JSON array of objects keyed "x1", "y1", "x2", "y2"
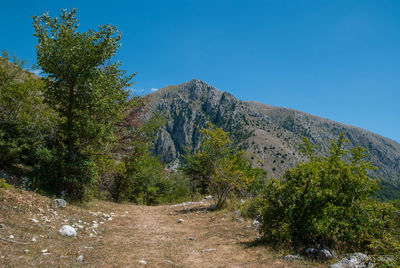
[{"x1": 89, "y1": 201, "x2": 308, "y2": 268}]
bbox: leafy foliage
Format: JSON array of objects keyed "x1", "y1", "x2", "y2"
[
  {"x1": 182, "y1": 124, "x2": 265, "y2": 209},
  {"x1": 0, "y1": 50, "x2": 55, "y2": 177},
  {"x1": 259, "y1": 134, "x2": 400, "y2": 256},
  {"x1": 33, "y1": 9, "x2": 135, "y2": 200}
]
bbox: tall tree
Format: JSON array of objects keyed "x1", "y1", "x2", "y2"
[{"x1": 33, "y1": 9, "x2": 135, "y2": 199}]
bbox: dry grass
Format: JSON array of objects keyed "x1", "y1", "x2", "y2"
[{"x1": 0, "y1": 188, "x2": 325, "y2": 267}]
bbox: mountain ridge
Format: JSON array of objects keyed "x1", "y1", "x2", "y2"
[{"x1": 148, "y1": 79, "x2": 400, "y2": 188}]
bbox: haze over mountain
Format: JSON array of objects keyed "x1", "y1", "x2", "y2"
[{"x1": 148, "y1": 79, "x2": 400, "y2": 189}]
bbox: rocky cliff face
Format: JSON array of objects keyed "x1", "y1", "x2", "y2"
[{"x1": 148, "y1": 79, "x2": 400, "y2": 187}]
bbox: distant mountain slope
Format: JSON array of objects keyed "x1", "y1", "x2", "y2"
[{"x1": 148, "y1": 79, "x2": 400, "y2": 188}]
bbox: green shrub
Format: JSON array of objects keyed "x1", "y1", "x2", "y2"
[
  {"x1": 0, "y1": 178, "x2": 11, "y2": 189},
  {"x1": 259, "y1": 134, "x2": 400, "y2": 256}
]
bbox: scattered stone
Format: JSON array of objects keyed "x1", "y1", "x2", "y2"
[
  {"x1": 188, "y1": 237, "x2": 196, "y2": 240},
  {"x1": 138, "y1": 260, "x2": 147, "y2": 265},
  {"x1": 31, "y1": 218, "x2": 39, "y2": 224},
  {"x1": 89, "y1": 233, "x2": 96, "y2": 238},
  {"x1": 59, "y1": 225, "x2": 77, "y2": 237},
  {"x1": 204, "y1": 195, "x2": 212, "y2": 200},
  {"x1": 303, "y1": 246, "x2": 334, "y2": 261},
  {"x1": 252, "y1": 219, "x2": 261, "y2": 228},
  {"x1": 42, "y1": 252, "x2": 51, "y2": 256},
  {"x1": 41, "y1": 249, "x2": 48, "y2": 253},
  {"x1": 77, "y1": 255, "x2": 84, "y2": 262},
  {"x1": 24, "y1": 249, "x2": 29, "y2": 254},
  {"x1": 108, "y1": 217, "x2": 112, "y2": 221},
  {"x1": 202, "y1": 248, "x2": 216, "y2": 252},
  {"x1": 284, "y1": 255, "x2": 303, "y2": 261},
  {"x1": 164, "y1": 259, "x2": 174, "y2": 264},
  {"x1": 31, "y1": 237, "x2": 37, "y2": 242},
  {"x1": 318, "y1": 248, "x2": 334, "y2": 261},
  {"x1": 84, "y1": 246, "x2": 94, "y2": 249},
  {"x1": 52, "y1": 199, "x2": 67, "y2": 208},
  {"x1": 9, "y1": 235, "x2": 14, "y2": 239},
  {"x1": 177, "y1": 219, "x2": 184, "y2": 223},
  {"x1": 330, "y1": 253, "x2": 373, "y2": 268}
]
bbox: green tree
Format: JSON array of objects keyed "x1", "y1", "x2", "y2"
[
  {"x1": 33, "y1": 9, "x2": 135, "y2": 199},
  {"x1": 182, "y1": 124, "x2": 233, "y2": 194},
  {"x1": 182, "y1": 124, "x2": 262, "y2": 209}
]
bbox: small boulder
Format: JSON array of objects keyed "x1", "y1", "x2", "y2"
[
  {"x1": 59, "y1": 225, "x2": 77, "y2": 237},
  {"x1": 52, "y1": 199, "x2": 67, "y2": 208},
  {"x1": 138, "y1": 260, "x2": 147, "y2": 265},
  {"x1": 252, "y1": 219, "x2": 261, "y2": 228},
  {"x1": 330, "y1": 253, "x2": 373, "y2": 268},
  {"x1": 77, "y1": 255, "x2": 84, "y2": 262},
  {"x1": 318, "y1": 248, "x2": 334, "y2": 261},
  {"x1": 177, "y1": 219, "x2": 184, "y2": 223}
]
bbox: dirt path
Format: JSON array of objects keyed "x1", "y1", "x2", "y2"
[{"x1": 90, "y1": 201, "x2": 306, "y2": 268}]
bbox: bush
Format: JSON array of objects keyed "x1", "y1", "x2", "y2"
[{"x1": 259, "y1": 134, "x2": 400, "y2": 255}]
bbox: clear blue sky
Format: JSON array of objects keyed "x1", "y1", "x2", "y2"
[{"x1": 2, "y1": 0, "x2": 399, "y2": 142}]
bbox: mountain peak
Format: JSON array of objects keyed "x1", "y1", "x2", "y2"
[{"x1": 148, "y1": 80, "x2": 400, "y2": 189}]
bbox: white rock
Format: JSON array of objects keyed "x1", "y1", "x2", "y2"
[
  {"x1": 330, "y1": 253, "x2": 373, "y2": 268},
  {"x1": 177, "y1": 219, "x2": 184, "y2": 223},
  {"x1": 89, "y1": 233, "x2": 96, "y2": 238},
  {"x1": 24, "y1": 249, "x2": 29, "y2": 253},
  {"x1": 59, "y1": 225, "x2": 77, "y2": 237},
  {"x1": 108, "y1": 217, "x2": 112, "y2": 221},
  {"x1": 138, "y1": 260, "x2": 147, "y2": 265},
  {"x1": 41, "y1": 249, "x2": 48, "y2": 253},
  {"x1": 77, "y1": 255, "x2": 84, "y2": 262},
  {"x1": 9, "y1": 235, "x2": 14, "y2": 239},
  {"x1": 252, "y1": 219, "x2": 261, "y2": 227},
  {"x1": 52, "y1": 199, "x2": 67, "y2": 208},
  {"x1": 31, "y1": 218, "x2": 39, "y2": 223},
  {"x1": 76, "y1": 224, "x2": 84, "y2": 229},
  {"x1": 42, "y1": 252, "x2": 51, "y2": 256},
  {"x1": 31, "y1": 237, "x2": 37, "y2": 242}
]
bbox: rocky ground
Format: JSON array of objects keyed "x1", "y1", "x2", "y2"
[{"x1": 0, "y1": 188, "x2": 322, "y2": 267}]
